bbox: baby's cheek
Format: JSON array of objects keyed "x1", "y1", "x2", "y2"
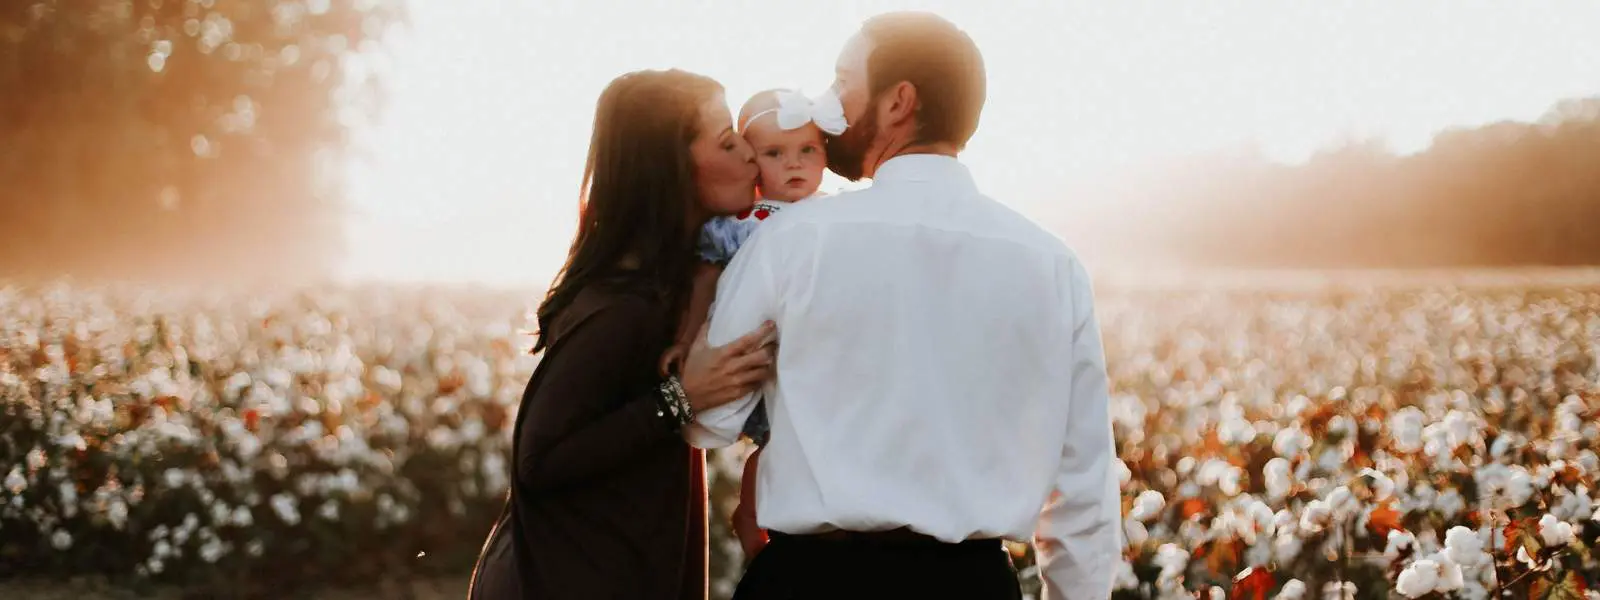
[
  {"x1": 758, "y1": 167, "x2": 788, "y2": 189},
  {"x1": 758, "y1": 168, "x2": 790, "y2": 193},
  {"x1": 753, "y1": 157, "x2": 781, "y2": 181},
  {"x1": 805, "y1": 151, "x2": 829, "y2": 175}
]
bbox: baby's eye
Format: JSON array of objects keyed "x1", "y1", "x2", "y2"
[
  {"x1": 764, "y1": 149, "x2": 782, "y2": 158},
  {"x1": 801, "y1": 145, "x2": 818, "y2": 154}
]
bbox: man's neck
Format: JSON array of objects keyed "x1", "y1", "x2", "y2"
[{"x1": 864, "y1": 141, "x2": 960, "y2": 179}]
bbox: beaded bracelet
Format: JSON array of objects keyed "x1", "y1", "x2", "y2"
[{"x1": 656, "y1": 375, "x2": 694, "y2": 427}]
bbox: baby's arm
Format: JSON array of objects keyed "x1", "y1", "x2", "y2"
[
  {"x1": 661, "y1": 213, "x2": 762, "y2": 376},
  {"x1": 659, "y1": 262, "x2": 724, "y2": 376}
]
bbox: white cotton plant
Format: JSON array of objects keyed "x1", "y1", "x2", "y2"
[
  {"x1": 1273, "y1": 531, "x2": 1305, "y2": 564},
  {"x1": 1112, "y1": 559, "x2": 1140, "y2": 591},
  {"x1": 1154, "y1": 543, "x2": 1189, "y2": 583},
  {"x1": 1322, "y1": 581, "x2": 1358, "y2": 600},
  {"x1": 1357, "y1": 467, "x2": 1395, "y2": 501},
  {"x1": 1273, "y1": 579, "x2": 1307, "y2": 600},
  {"x1": 1325, "y1": 485, "x2": 1361, "y2": 521},
  {"x1": 1264, "y1": 457, "x2": 1295, "y2": 499},
  {"x1": 1549, "y1": 485, "x2": 1593, "y2": 521},
  {"x1": 1384, "y1": 529, "x2": 1418, "y2": 560},
  {"x1": 1124, "y1": 518, "x2": 1150, "y2": 548},
  {"x1": 1299, "y1": 499, "x2": 1333, "y2": 534},
  {"x1": 1274, "y1": 425, "x2": 1313, "y2": 459},
  {"x1": 1218, "y1": 465, "x2": 1245, "y2": 497},
  {"x1": 1434, "y1": 489, "x2": 1467, "y2": 519},
  {"x1": 1506, "y1": 468, "x2": 1536, "y2": 508},
  {"x1": 1537, "y1": 513, "x2": 1576, "y2": 547},
  {"x1": 1247, "y1": 499, "x2": 1277, "y2": 538},
  {"x1": 1443, "y1": 525, "x2": 1490, "y2": 567},
  {"x1": 5, "y1": 466, "x2": 28, "y2": 495},
  {"x1": 1131, "y1": 489, "x2": 1166, "y2": 522},
  {"x1": 1396, "y1": 557, "x2": 1463, "y2": 598},
  {"x1": 269, "y1": 493, "x2": 300, "y2": 526},
  {"x1": 1433, "y1": 554, "x2": 1467, "y2": 592},
  {"x1": 1390, "y1": 407, "x2": 1426, "y2": 454}
]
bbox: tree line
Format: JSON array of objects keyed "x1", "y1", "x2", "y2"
[{"x1": 1067, "y1": 97, "x2": 1600, "y2": 269}]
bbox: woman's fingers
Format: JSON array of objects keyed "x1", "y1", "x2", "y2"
[
  {"x1": 658, "y1": 346, "x2": 685, "y2": 377},
  {"x1": 720, "y1": 321, "x2": 776, "y2": 356},
  {"x1": 732, "y1": 364, "x2": 775, "y2": 387},
  {"x1": 725, "y1": 344, "x2": 775, "y2": 373}
]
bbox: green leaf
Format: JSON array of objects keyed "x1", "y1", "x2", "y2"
[{"x1": 1540, "y1": 569, "x2": 1589, "y2": 600}]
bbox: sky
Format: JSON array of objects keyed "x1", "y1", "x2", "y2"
[{"x1": 340, "y1": 0, "x2": 1600, "y2": 287}]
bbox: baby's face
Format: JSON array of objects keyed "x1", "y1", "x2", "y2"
[{"x1": 743, "y1": 118, "x2": 827, "y2": 202}]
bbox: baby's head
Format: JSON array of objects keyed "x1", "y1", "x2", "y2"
[{"x1": 738, "y1": 90, "x2": 827, "y2": 202}]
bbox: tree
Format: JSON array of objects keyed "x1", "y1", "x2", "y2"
[{"x1": 0, "y1": 0, "x2": 407, "y2": 283}]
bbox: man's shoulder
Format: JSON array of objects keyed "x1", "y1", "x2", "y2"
[
  {"x1": 962, "y1": 192, "x2": 1079, "y2": 259},
  {"x1": 765, "y1": 187, "x2": 880, "y2": 224},
  {"x1": 744, "y1": 188, "x2": 879, "y2": 246}
]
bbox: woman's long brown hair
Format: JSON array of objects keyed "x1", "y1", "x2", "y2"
[{"x1": 532, "y1": 69, "x2": 722, "y2": 353}]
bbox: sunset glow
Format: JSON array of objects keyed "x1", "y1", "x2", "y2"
[{"x1": 342, "y1": 0, "x2": 1600, "y2": 287}]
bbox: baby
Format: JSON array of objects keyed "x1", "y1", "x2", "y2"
[{"x1": 662, "y1": 87, "x2": 844, "y2": 561}]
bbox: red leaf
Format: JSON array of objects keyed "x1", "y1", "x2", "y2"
[
  {"x1": 1367, "y1": 501, "x2": 1404, "y2": 539},
  {"x1": 1230, "y1": 566, "x2": 1275, "y2": 600},
  {"x1": 1180, "y1": 498, "x2": 1210, "y2": 520},
  {"x1": 1504, "y1": 517, "x2": 1537, "y2": 554}
]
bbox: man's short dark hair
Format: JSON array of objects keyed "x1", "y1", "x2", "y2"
[{"x1": 860, "y1": 12, "x2": 986, "y2": 150}]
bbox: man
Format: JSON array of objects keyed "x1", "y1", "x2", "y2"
[{"x1": 682, "y1": 11, "x2": 1120, "y2": 600}]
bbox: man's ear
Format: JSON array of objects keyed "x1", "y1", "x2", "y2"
[{"x1": 883, "y1": 80, "x2": 918, "y2": 128}]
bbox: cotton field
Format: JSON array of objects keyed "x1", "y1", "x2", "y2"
[{"x1": 2, "y1": 275, "x2": 1598, "y2": 599}]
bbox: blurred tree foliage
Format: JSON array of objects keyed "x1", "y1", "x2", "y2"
[
  {"x1": 0, "y1": 0, "x2": 406, "y2": 282},
  {"x1": 1063, "y1": 97, "x2": 1600, "y2": 269}
]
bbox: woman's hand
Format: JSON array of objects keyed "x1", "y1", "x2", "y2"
[{"x1": 679, "y1": 320, "x2": 776, "y2": 414}]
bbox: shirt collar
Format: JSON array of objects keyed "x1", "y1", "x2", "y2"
[{"x1": 871, "y1": 154, "x2": 975, "y2": 191}]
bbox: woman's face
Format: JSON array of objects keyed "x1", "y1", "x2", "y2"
[{"x1": 690, "y1": 94, "x2": 758, "y2": 216}]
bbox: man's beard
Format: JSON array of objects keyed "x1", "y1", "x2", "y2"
[{"x1": 825, "y1": 107, "x2": 877, "y2": 182}]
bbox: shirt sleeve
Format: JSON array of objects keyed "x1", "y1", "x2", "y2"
[
  {"x1": 697, "y1": 216, "x2": 759, "y2": 265},
  {"x1": 515, "y1": 298, "x2": 681, "y2": 492},
  {"x1": 1035, "y1": 257, "x2": 1121, "y2": 600},
  {"x1": 683, "y1": 224, "x2": 784, "y2": 449}
]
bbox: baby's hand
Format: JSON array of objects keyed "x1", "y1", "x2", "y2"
[{"x1": 659, "y1": 343, "x2": 688, "y2": 377}]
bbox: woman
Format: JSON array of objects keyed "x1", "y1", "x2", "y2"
[{"x1": 469, "y1": 69, "x2": 775, "y2": 599}]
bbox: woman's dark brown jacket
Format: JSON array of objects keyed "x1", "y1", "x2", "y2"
[{"x1": 469, "y1": 282, "x2": 707, "y2": 599}]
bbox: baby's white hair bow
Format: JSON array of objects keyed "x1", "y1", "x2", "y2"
[{"x1": 747, "y1": 89, "x2": 848, "y2": 136}]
